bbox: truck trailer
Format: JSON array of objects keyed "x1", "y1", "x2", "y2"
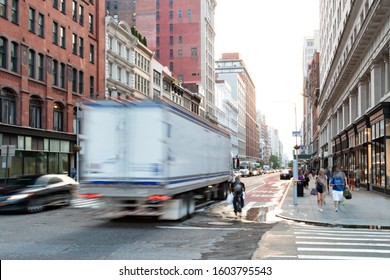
[{"x1": 79, "y1": 100, "x2": 233, "y2": 220}]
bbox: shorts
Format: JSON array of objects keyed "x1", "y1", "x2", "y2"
[{"x1": 332, "y1": 190, "x2": 344, "y2": 202}]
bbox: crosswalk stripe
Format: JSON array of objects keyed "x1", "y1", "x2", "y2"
[
  {"x1": 296, "y1": 241, "x2": 390, "y2": 247},
  {"x1": 298, "y1": 247, "x2": 390, "y2": 254}
]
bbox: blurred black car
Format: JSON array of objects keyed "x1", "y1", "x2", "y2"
[
  {"x1": 280, "y1": 169, "x2": 291, "y2": 180},
  {"x1": 0, "y1": 174, "x2": 78, "y2": 213}
]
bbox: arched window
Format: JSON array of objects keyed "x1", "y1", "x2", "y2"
[
  {"x1": 53, "y1": 102, "x2": 64, "y2": 131},
  {"x1": 0, "y1": 88, "x2": 16, "y2": 125},
  {"x1": 29, "y1": 96, "x2": 42, "y2": 128}
]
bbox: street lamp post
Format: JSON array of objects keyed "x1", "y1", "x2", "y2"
[{"x1": 292, "y1": 103, "x2": 299, "y2": 206}]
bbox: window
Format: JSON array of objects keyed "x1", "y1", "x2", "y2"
[
  {"x1": 53, "y1": 102, "x2": 63, "y2": 131},
  {"x1": 178, "y1": 49, "x2": 182, "y2": 58},
  {"x1": 169, "y1": 36, "x2": 173, "y2": 45},
  {"x1": 191, "y1": 47, "x2": 197, "y2": 57},
  {"x1": 156, "y1": 24, "x2": 160, "y2": 33},
  {"x1": 178, "y1": 9, "x2": 182, "y2": 19},
  {"x1": 53, "y1": 0, "x2": 58, "y2": 9},
  {"x1": 52, "y1": 21, "x2": 58, "y2": 44},
  {"x1": 52, "y1": 59, "x2": 58, "y2": 86},
  {"x1": 59, "y1": 62, "x2": 65, "y2": 88},
  {"x1": 38, "y1": 13, "x2": 44, "y2": 37},
  {"x1": 30, "y1": 97, "x2": 42, "y2": 128},
  {"x1": 72, "y1": 68, "x2": 77, "y2": 92},
  {"x1": 188, "y1": 9, "x2": 192, "y2": 18},
  {"x1": 118, "y1": 67, "x2": 122, "y2": 82},
  {"x1": 10, "y1": 41, "x2": 18, "y2": 73},
  {"x1": 0, "y1": 0, "x2": 6, "y2": 18},
  {"x1": 156, "y1": 37, "x2": 160, "y2": 46},
  {"x1": 29, "y1": 7, "x2": 36, "y2": 33},
  {"x1": 88, "y1": 14, "x2": 94, "y2": 33},
  {"x1": 37, "y1": 53, "x2": 44, "y2": 81},
  {"x1": 72, "y1": 33, "x2": 77, "y2": 54},
  {"x1": 72, "y1": 1, "x2": 77, "y2": 21},
  {"x1": 178, "y1": 36, "x2": 182, "y2": 44},
  {"x1": 169, "y1": 23, "x2": 173, "y2": 32},
  {"x1": 89, "y1": 76, "x2": 95, "y2": 98},
  {"x1": 169, "y1": 49, "x2": 173, "y2": 58},
  {"x1": 153, "y1": 70, "x2": 161, "y2": 85},
  {"x1": 108, "y1": 62, "x2": 112, "y2": 78},
  {"x1": 89, "y1": 44, "x2": 94, "y2": 63},
  {"x1": 117, "y1": 42, "x2": 122, "y2": 56},
  {"x1": 169, "y1": 10, "x2": 173, "y2": 19},
  {"x1": 60, "y1": 26, "x2": 66, "y2": 48},
  {"x1": 0, "y1": 37, "x2": 6, "y2": 69},
  {"x1": 60, "y1": 0, "x2": 65, "y2": 13},
  {"x1": 11, "y1": 0, "x2": 18, "y2": 24},
  {"x1": 78, "y1": 71, "x2": 84, "y2": 94},
  {"x1": 79, "y1": 5, "x2": 84, "y2": 25},
  {"x1": 169, "y1": 62, "x2": 173, "y2": 71},
  {"x1": 0, "y1": 89, "x2": 16, "y2": 125},
  {"x1": 79, "y1": 37, "x2": 84, "y2": 57},
  {"x1": 169, "y1": 0, "x2": 173, "y2": 6},
  {"x1": 156, "y1": 11, "x2": 159, "y2": 20},
  {"x1": 28, "y1": 49, "x2": 35, "y2": 78}
]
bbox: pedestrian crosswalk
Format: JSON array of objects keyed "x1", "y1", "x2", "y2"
[{"x1": 293, "y1": 225, "x2": 390, "y2": 259}]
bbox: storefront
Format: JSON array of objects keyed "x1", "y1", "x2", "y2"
[{"x1": 0, "y1": 125, "x2": 76, "y2": 182}]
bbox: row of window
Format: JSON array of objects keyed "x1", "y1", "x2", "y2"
[
  {"x1": 52, "y1": 0, "x2": 94, "y2": 33},
  {"x1": 0, "y1": 36, "x2": 95, "y2": 94},
  {"x1": 156, "y1": 9, "x2": 192, "y2": 20},
  {"x1": 0, "y1": 89, "x2": 65, "y2": 131}
]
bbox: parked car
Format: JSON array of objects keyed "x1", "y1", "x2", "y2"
[
  {"x1": 280, "y1": 169, "x2": 291, "y2": 180},
  {"x1": 0, "y1": 174, "x2": 78, "y2": 213}
]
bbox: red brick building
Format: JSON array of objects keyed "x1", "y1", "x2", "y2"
[
  {"x1": 106, "y1": 0, "x2": 217, "y2": 119},
  {"x1": 0, "y1": 0, "x2": 105, "y2": 179}
]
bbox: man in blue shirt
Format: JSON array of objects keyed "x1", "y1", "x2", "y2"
[{"x1": 329, "y1": 166, "x2": 346, "y2": 212}]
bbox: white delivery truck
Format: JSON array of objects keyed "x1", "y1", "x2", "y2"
[{"x1": 80, "y1": 100, "x2": 234, "y2": 220}]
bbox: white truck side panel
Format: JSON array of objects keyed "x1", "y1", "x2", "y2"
[{"x1": 81, "y1": 101, "x2": 230, "y2": 194}]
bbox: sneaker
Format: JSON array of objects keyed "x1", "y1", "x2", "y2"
[
  {"x1": 319, "y1": 209, "x2": 323, "y2": 212},
  {"x1": 335, "y1": 208, "x2": 338, "y2": 212}
]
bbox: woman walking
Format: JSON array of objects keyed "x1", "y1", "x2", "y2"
[{"x1": 316, "y1": 168, "x2": 327, "y2": 211}]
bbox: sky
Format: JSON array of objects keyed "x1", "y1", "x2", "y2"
[{"x1": 214, "y1": 0, "x2": 320, "y2": 159}]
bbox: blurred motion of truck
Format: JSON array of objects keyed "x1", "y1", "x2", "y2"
[{"x1": 79, "y1": 100, "x2": 234, "y2": 220}]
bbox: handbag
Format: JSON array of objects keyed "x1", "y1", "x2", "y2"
[
  {"x1": 310, "y1": 188, "x2": 318, "y2": 195},
  {"x1": 343, "y1": 187, "x2": 352, "y2": 199},
  {"x1": 226, "y1": 192, "x2": 234, "y2": 204}
]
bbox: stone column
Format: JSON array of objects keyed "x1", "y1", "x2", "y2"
[
  {"x1": 370, "y1": 61, "x2": 382, "y2": 105},
  {"x1": 349, "y1": 91, "x2": 358, "y2": 123},
  {"x1": 358, "y1": 78, "x2": 368, "y2": 116}
]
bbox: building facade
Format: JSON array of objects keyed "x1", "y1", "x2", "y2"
[
  {"x1": 215, "y1": 53, "x2": 260, "y2": 161},
  {"x1": 107, "y1": 0, "x2": 217, "y2": 121},
  {"x1": 318, "y1": 0, "x2": 390, "y2": 195},
  {"x1": 0, "y1": 0, "x2": 105, "y2": 180},
  {"x1": 215, "y1": 79, "x2": 239, "y2": 157}
]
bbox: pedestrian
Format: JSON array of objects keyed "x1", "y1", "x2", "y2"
[
  {"x1": 354, "y1": 167, "x2": 361, "y2": 191},
  {"x1": 71, "y1": 168, "x2": 77, "y2": 180},
  {"x1": 329, "y1": 166, "x2": 347, "y2": 212},
  {"x1": 315, "y1": 168, "x2": 327, "y2": 211}
]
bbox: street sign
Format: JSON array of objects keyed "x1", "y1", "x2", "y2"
[
  {"x1": 1, "y1": 145, "x2": 16, "y2": 157},
  {"x1": 292, "y1": 131, "x2": 301, "y2": 137}
]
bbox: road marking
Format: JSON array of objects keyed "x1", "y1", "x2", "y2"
[
  {"x1": 298, "y1": 247, "x2": 390, "y2": 254},
  {"x1": 298, "y1": 255, "x2": 387, "y2": 260},
  {"x1": 157, "y1": 226, "x2": 249, "y2": 231},
  {"x1": 296, "y1": 241, "x2": 390, "y2": 247}
]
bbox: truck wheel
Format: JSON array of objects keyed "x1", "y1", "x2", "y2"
[{"x1": 217, "y1": 183, "x2": 228, "y2": 200}]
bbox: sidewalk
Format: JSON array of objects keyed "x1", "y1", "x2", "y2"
[{"x1": 276, "y1": 181, "x2": 390, "y2": 229}]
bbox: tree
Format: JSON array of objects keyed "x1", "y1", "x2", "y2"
[{"x1": 269, "y1": 155, "x2": 281, "y2": 169}]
